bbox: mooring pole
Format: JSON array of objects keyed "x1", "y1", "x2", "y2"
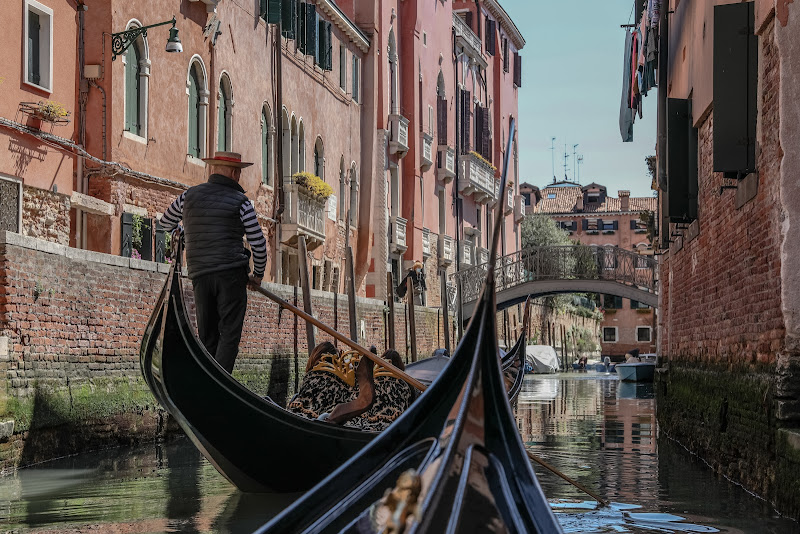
[
  {"x1": 387, "y1": 272, "x2": 396, "y2": 350},
  {"x1": 347, "y1": 247, "x2": 358, "y2": 343},
  {"x1": 407, "y1": 276, "x2": 418, "y2": 362},
  {"x1": 441, "y1": 271, "x2": 451, "y2": 355},
  {"x1": 298, "y1": 236, "x2": 315, "y2": 351}
]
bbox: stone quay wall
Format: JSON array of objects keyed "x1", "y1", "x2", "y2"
[
  {"x1": 657, "y1": 18, "x2": 800, "y2": 519},
  {"x1": 0, "y1": 231, "x2": 447, "y2": 470}
]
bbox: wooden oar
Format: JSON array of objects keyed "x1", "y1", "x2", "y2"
[
  {"x1": 248, "y1": 279, "x2": 427, "y2": 393},
  {"x1": 526, "y1": 450, "x2": 609, "y2": 507}
]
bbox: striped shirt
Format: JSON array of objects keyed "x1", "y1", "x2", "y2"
[{"x1": 161, "y1": 191, "x2": 267, "y2": 278}]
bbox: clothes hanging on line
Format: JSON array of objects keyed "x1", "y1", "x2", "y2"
[{"x1": 619, "y1": 29, "x2": 635, "y2": 142}]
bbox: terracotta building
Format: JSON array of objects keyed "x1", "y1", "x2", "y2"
[
  {"x1": 0, "y1": 0, "x2": 525, "y2": 310},
  {"x1": 654, "y1": 0, "x2": 800, "y2": 517},
  {"x1": 532, "y1": 181, "x2": 657, "y2": 360}
]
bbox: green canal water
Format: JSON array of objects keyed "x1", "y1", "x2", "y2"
[{"x1": 0, "y1": 373, "x2": 797, "y2": 533}]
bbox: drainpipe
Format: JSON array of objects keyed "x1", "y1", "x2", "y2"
[
  {"x1": 77, "y1": 2, "x2": 88, "y2": 248},
  {"x1": 453, "y1": 34, "x2": 465, "y2": 337},
  {"x1": 273, "y1": 21, "x2": 284, "y2": 283}
]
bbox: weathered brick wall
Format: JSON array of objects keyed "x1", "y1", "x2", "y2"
[
  {"x1": 0, "y1": 230, "x2": 452, "y2": 468},
  {"x1": 657, "y1": 19, "x2": 800, "y2": 518},
  {"x1": 21, "y1": 186, "x2": 70, "y2": 246}
]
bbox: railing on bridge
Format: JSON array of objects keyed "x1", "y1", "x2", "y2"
[{"x1": 451, "y1": 245, "x2": 658, "y2": 304}]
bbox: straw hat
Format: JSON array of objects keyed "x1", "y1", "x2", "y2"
[{"x1": 201, "y1": 151, "x2": 254, "y2": 168}]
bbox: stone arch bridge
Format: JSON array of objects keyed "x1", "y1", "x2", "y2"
[{"x1": 451, "y1": 245, "x2": 659, "y2": 319}]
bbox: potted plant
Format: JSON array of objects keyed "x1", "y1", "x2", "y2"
[
  {"x1": 292, "y1": 172, "x2": 333, "y2": 201},
  {"x1": 35, "y1": 101, "x2": 71, "y2": 122}
]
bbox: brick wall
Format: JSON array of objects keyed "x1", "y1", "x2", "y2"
[{"x1": 657, "y1": 19, "x2": 800, "y2": 518}]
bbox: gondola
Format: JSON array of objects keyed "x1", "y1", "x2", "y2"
[
  {"x1": 139, "y1": 247, "x2": 529, "y2": 494},
  {"x1": 257, "y1": 118, "x2": 563, "y2": 533}
]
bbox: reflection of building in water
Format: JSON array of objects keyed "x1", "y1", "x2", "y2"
[{"x1": 516, "y1": 377, "x2": 658, "y2": 503}]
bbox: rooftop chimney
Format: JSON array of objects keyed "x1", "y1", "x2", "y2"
[
  {"x1": 575, "y1": 193, "x2": 584, "y2": 212},
  {"x1": 619, "y1": 190, "x2": 630, "y2": 212}
]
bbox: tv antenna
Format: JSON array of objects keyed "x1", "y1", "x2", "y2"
[
  {"x1": 550, "y1": 137, "x2": 556, "y2": 182},
  {"x1": 572, "y1": 144, "x2": 579, "y2": 182}
]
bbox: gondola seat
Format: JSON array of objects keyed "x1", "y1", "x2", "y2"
[
  {"x1": 345, "y1": 372, "x2": 417, "y2": 432},
  {"x1": 287, "y1": 351, "x2": 361, "y2": 419}
]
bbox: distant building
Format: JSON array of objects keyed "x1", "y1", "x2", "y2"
[{"x1": 532, "y1": 181, "x2": 657, "y2": 360}]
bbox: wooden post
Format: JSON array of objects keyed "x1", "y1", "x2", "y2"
[
  {"x1": 561, "y1": 324, "x2": 567, "y2": 370},
  {"x1": 407, "y1": 276, "x2": 418, "y2": 362},
  {"x1": 293, "y1": 286, "x2": 299, "y2": 393},
  {"x1": 440, "y1": 271, "x2": 451, "y2": 355},
  {"x1": 387, "y1": 272, "x2": 396, "y2": 350},
  {"x1": 333, "y1": 287, "x2": 338, "y2": 350},
  {"x1": 297, "y1": 236, "x2": 316, "y2": 351},
  {"x1": 347, "y1": 247, "x2": 358, "y2": 343}
]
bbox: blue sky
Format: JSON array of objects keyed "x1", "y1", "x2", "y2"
[{"x1": 503, "y1": 0, "x2": 657, "y2": 198}]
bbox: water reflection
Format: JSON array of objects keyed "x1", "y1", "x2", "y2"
[
  {"x1": 518, "y1": 374, "x2": 800, "y2": 533},
  {"x1": 0, "y1": 375, "x2": 797, "y2": 533}
]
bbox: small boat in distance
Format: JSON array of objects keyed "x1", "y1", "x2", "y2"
[
  {"x1": 526, "y1": 344, "x2": 560, "y2": 374},
  {"x1": 616, "y1": 362, "x2": 656, "y2": 382}
]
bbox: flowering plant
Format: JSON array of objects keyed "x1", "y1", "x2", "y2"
[
  {"x1": 36, "y1": 101, "x2": 71, "y2": 122},
  {"x1": 468, "y1": 151, "x2": 497, "y2": 172},
  {"x1": 293, "y1": 172, "x2": 334, "y2": 200}
]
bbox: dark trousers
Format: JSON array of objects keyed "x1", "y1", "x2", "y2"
[{"x1": 191, "y1": 267, "x2": 248, "y2": 373}]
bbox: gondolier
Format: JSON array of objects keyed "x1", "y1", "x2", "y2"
[{"x1": 160, "y1": 151, "x2": 267, "y2": 373}]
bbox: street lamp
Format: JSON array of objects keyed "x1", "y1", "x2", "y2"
[{"x1": 111, "y1": 16, "x2": 182, "y2": 60}]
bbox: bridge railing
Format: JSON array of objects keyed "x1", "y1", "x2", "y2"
[{"x1": 452, "y1": 245, "x2": 658, "y2": 304}]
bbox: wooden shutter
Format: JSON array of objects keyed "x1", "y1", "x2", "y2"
[
  {"x1": 667, "y1": 98, "x2": 698, "y2": 222},
  {"x1": 188, "y1": 69, "x2": 200, "y2": 158},
  {"x1": 339, "y1": 45, "x2": 346, "y2": 88},
  {"x1": 298, "y1": 3, "x2": 306, "y2": 52},
  {"x1": 281, "y1": 0, "x2": 295, "y2": 39},
  {"x1": 261, "y1": 108, "x2": 269, "y2": 184},
  {"x1": 713, "y1": 2, "x2": 757, "y2": 175},
  {"x1": 465, "y1": 11, "x2": 473, "y2": 32},
  {"x1": 613, "y1": 220, "x2": 619, "y2": 230},
  {"x1": 28, "y1": 12, "x2": 41, "y2": 85},
  {"x1": 486, "y1": 19, "x2": 496, "y2": 56},
  {"x1": 514, "y1": 53, "x2": 522, "y2": 87},
  {"x1": 155, "y1": 221, "x2": 167, "y2": 263},
  {"x1": 141, "y1": 217, "x2": 153, "y2": 261},
  {"x1": 217, "y1": 86, "x2": 227, "y2": 151},
  {"x1": 305, "y1": 3, "x2": 317, "y2": 57},
  {"x1": 267, "y1": 0, "x2": 281, "y2": 24},
  {"x1": 481, "y1": 106, "x2": 491, "y2": 161},
  {"x1": 503, "y1": 38, "x2": 509, "y2": 72},
  {"x1": 582, "y1": 219, "x2": 588, "y2": 230},
  {"x1": 474, "y1": 103, "x2": 482, "y2": 157},
  {"x1": 121, "y1": 213, "x2": 133, "y2": 258},
  {"x1": 325, "y1": 22, "x2": 332, "y2": 70},
  {"x1": 630, "y1": 219, "x2": 637, "y2": 230},
  {"x1": 437, "y1": 97, "x2": 448, "y2": 144},
  {"x1": 125, "y1": 46, "x2": 140, "y2": 134},
  {"x1": 459, "y1": 89, "x2": 471, "y2": 154},
  {"x1": 352, "y1": 56, "x2": 359, "y2": 102},
  {"x1": 260, "y1": 0, "x2": 267, "y2": 17}
]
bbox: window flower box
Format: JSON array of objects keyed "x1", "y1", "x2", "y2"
[
  {"x1": 292, "y1": 172, "x2": 333, "y2": 201},
  {"x1": 18, "y1": 101, "x2": 71, "y2": 131}
]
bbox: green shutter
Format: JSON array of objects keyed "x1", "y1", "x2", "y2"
[
  {"x1": 125, "y1": 45, "x2": 141, "y2": 134},
  {"x1": 339, "y1": 45, "x2": 346, "y2": 88},
  {"x1": 188, "y1": 69, "x2": 200, "y2": 157},
  {"x1": 218, "y1": 85, "x2": 227, "y2": 151},
  {"x1": 281, "y1": 0, "x2": 295, "y2": 39},
  {"x1": 260, "y1": 0, "x2": 267, "y2": 18},
  {"x1": 268, "y1": 108, "x2": 269, "y2": 184},
  {"x1": 28, "y1": 12, "x2": 41, "y2": 85},
  {"x1": 325, "y1": 22, "x2": 332, "y2": 70},
  {"x1": 268, "y1": 0, "x2": 281, "y2": 24},
  {"x1": 298, "y1": 3, "x2": 306, "y2": 53},
  {"x1": 352, "y1": 56, "x2": 359, "y2": 103},
  {"x1": 305, "y1": 3, "x2": 316, "y2": 57},
  {"x1": 317, "y1": 16, "x2": 324, "y2": 66}
]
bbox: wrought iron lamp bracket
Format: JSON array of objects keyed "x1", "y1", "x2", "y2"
[{"x1": 111, "y1": 17, "x2": 176, "y2": 60}]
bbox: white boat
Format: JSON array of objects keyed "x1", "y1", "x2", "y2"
[
  {"x1": 615, "y1": 362, "x2": 656, "y2": 382},
  {"x1": 525, "y1": 345, "x2": 560, "y2": 374}
]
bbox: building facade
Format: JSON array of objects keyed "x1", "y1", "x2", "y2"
[
  {"x1": 655, "y1": 0, "x2": 800, "y2": 518},
  {"x1": 532, "y1": 181, "x2": 657, "y2": 360}
]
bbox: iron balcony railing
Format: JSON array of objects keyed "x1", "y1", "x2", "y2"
[{"x1": 452, "y1": 245, "x2": 658, "y2": 304}]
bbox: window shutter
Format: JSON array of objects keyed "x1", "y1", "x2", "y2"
[
  {"x1": 28, "y1": 12, "x2": 41, "y2": 85},
  {"x1": 713, "y1": 2, "x2": 757, "y2": 175},
  {"x1": 667, "y1": 98, "x2": 698, "y2": 222},
  {"x1": 305, "y1": 3, "x2": 317, "y2": 57},
  {"x1": 155, "y1": 221, "x2": 167, "y2": 263},
  {"x1": 503, "y1": 38, "x2": 509, "y2": 72},
  {"x1": 339, "y1": 45, "x2": 346, "y2": 88},
  {"x1": 188, "y1": 70, "x2": 200, "y2": 157},
  {"x1": 465, "y1": 11, "x2": 473, "y2": 32},
  {"x1": 481, "y1": 106, "x2": 491, "y2": 161},
  {"x1": 125, "y1": 46, "x2": 138, "y2": 132},
  {"x1": 121, "y1": 213, "x2": 133, "y2": 258},
  {"x1": 218, "y1": 87, "x2": 226, "y2": 151},
  {"x1": 267, "y1": 0, "x2": 281, "y2": 24},
  {"x1": 474, "y1": 103, "x2": 482, "y2": 157},
  {"x1": 630, "y1": 219, "x2": 637, "y2": 230},
  {"x1": 325, "y1": 22, "x2": 332, "y2": 70},
  {"x1": 613, "y1": 220, "x2": 619, "y2": 230},
  {"x1": 437, "y1": 97, "x2": 448, "y2": 144},
  {"x1": 281, "y1": 0, "x2": 295, "y2": 39},
  {"x1": 582, "y1": 219, "x2": 588, "y2": 230},
  {"x1": 141, "y1": 217, "x2": 153, "y2": 261},
  {"x1": 572, "y1": 221, "x2": 577, "y2": 231},
  {"x1": 352, "y1": 56, "x2": 359, "y2": 102},
  {"x1": 460, "y1": 89, "x2": 471, "y2": 154},
  {"x1": 261, "y1": 109, "x2": 269, "y2": 184},
  {"x1": 486, "y1": 19, "x2": 496, "y2": 56},
  {"x1": 260, "y1": 0, "x2": 267, "y2": 18},
  {"x1": 298, "y1": 3, "x2": 306, "y2": 52},
  {"x1": 514, "y1": 53, "x2": 522, "y2": 87}
]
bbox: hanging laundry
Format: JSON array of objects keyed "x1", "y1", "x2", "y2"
[{"x1": 620, "y1": 29, "x2": 635, "y2": 142}]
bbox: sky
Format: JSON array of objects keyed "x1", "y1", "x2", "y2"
[{"x1": 502, "y1": 0, "x2": 657, "y2": 198}]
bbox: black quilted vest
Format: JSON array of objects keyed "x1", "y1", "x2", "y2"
[{"x1": 183, "y1": 174, "x2": 251, "y2": 279}]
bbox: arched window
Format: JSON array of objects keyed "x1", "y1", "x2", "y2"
[
  {"x1": 299, "y1": 120, "x2": 306, "y2": 172},
  {"x1": 261, "y1": 104, "x2": 273, "y2": 186},
  {"x1": 290, "y1": 115, "x2": 298, "y2": 176},
  {"x1": 123, "y1": 21, "x2": 150, "y2": 137},
  {"x1": 314, "y1": 137, "x2": 324, "y2": 178},
  {"x1": 217, "y1": 73, "x2": 233, "y2": 151},
  {"x1": 282, "y1": 108, "x2": 290, "y2": 182},
  {"x1": 436, "y1": 70, "x2": 446, "y2": 98},
  {"x1": 338, "y1": 156, "x2": 346, "y2": 222},
  {"x1": 349, "y1": 163, "x2": 358, "y2": 227},
  {"x1": 388, "y1": 28, "x2": 398, "y2": 114},
  {"x1": 187, "y1": 58, "x2": 209, "y2": 158}
]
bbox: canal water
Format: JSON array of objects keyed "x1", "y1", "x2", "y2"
[{"x1": 0, "y1": 373, "x2": 797, "y2": 533}]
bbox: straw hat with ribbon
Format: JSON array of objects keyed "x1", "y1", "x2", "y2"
[{"x1": 201, "y1": 151, "x2": 254, "y2": 168}]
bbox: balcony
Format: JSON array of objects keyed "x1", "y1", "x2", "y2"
[
  {"x1": 505, "y1": 187, "x2": 514, "y2": 214},
  {"x1": 281, "y1": 184, "x2": 326, "y2": 250},
  {"x1": 422, "y1": 228, "x2": 431, "y2": 258},
  {"x1": 390, "y1": 215, "x2": 408, "y2": 253},
  {"x1": 438, "y1": 234, "x2": 454, "y2": 266},
  {"x1": 458, "y1": 153, "x2": 497, "y2": 204},
  {"x1": 514, "y1": 194, "x2": 525, "y2": 223},
  {"x1": 477, "y1": 246, "x2": 490, "y2": 266},
  {"x1": 421, "y1": 133, "x2": 434, "y2": 170},
  {"x1": 436, "y1": 145, "x2": 456, "y2": 184},
  {"x1": 459, "y1": 243, "x2": 473, "y2": 266},
  {"x1": 452, "y1": 13, "x2": 487, "y2": 69},
  {"x1": 388, "y1": 113, "x2": 410, "y2": 156}
]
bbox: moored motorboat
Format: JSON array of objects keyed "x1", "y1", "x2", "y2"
[
  {"x1": 257, "y1": 117, "x2": 563, "y2": 534},
  {"x1": 526, "y1": 345, "x2": 560, "y2": 374},
  {"x1": 615, "y1": 361, "x2": 656, "y2": 382}
]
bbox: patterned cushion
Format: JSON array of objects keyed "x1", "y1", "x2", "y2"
[
  {"x1": 345, "y1": 377, "x2": 417, "y2": 432},
  {"x1": 287, "y1": 370, "x2": 358, "y2": 420}
]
